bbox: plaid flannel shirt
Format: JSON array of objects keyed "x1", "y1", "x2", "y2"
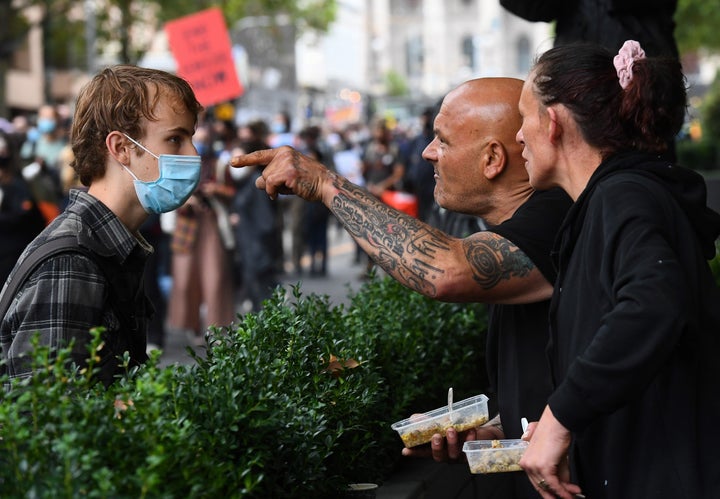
[{"x1": 0, "y1": 189, "x2": 152, "y2": 384}]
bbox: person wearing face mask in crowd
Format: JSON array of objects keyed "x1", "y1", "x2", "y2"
[
  {"x1": 228, "y1": 127, "x2": 284, "y2": 312},
  {"x1": 164, "y1": 119, "x2": 237, "y2": 346},
  {"x1": 19, "y1": 104, "x2": 68, "y2": 225},
  {"x1": 20, "y1": 104, "x2": 69, "y2": 172},
  {"x1": 0, "y1": 65, "x2": 203, "y2": 387},
  {"x1": 268, "y1": 113, "x2": 305, "y2": 276},
  {"x1": 0, "y1": 130, "x2": 46, "y2": 286},
  {"x1": 269, "y1": 111, "x2": 295, "y2": 148}
]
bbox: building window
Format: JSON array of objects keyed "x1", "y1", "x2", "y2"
[
  {"x1": 11, "y1": 37, "x2": 31, "y2": 72},
  {"x1": 392, "y1": 0, "x2": 421, "y2": 15},
  {"x1": 406, "y1": 35, "x2": 424, "y2": 77},
  {"x1": 461, "y1": 35, "x2": 475, "y2": 72},
  {"x1": 516, "y1": 36, "x2": 531, "y2": 74}
]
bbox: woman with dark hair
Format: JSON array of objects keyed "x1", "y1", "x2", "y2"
[{"x1": 516, "y1": 41, "x2": 720, "y2": 499}]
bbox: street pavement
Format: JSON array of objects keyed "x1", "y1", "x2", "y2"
[{"x1": 157, "y1": 221, "x2": 368, "y2": 367}]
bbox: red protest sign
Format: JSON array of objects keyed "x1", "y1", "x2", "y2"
[{"x1": 165, "y1": 7, "x2": 244, "y2": 107}]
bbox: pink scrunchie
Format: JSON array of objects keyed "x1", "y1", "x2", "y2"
[{"x1": 613, "y1": 40, "x2": 646, "y2": 89}]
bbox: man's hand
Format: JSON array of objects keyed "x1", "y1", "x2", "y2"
[
  {"x1": 230, "y1": 146, "x2": 332, "y2": 202},
  {"x1": 401, "y1": 424, "x2": 502, "y2": 462}
]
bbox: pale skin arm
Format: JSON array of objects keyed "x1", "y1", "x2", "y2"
[
  {"x1": 519, "y1": 406, "x2": 583, "y2": 498},
  {"x1": 230, "y1": 146, "x2": 553, "y2": 305}
]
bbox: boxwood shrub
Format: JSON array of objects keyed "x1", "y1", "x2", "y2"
[
  {"x1": 710, "y1": 240, "x2": 720, "y2": 287},
  {"x1": 0, "y1": 276, "x2": 488, "y2": 498}
]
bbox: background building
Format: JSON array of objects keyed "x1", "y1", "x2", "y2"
[
  {"x1": 292, "y1": 0, "x2": 553, "y2": 128},
  {"x1": 6, "y1": 0, "x2": 710, "y2": 131}
]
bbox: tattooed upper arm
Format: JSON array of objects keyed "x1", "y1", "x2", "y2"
[
  {"x1": 327, "y1": 178, "x2": 542, "y2": 301},
  {"x1": 463, "y1": 234, "x2": 534, "y2": 290}
]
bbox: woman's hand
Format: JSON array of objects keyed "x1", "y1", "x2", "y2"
[{"x1": 519, "y1": 406, "x2": 583, "y2": 498}]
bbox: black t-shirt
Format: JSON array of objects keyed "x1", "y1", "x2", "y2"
[{"x1": 485, "y1": 188, "x2": 571, "y2": 439}]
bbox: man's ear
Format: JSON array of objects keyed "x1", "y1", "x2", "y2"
[
  {"x1": 106, "y1": 131, "x2": 130, "y2": 165},
  {"x1": 483, "y1": 141, "x2": 506, "y2": 180}
]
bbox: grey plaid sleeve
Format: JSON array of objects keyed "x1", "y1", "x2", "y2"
[{"x1": 2, "y1": 252, "x2": 108, "y2": 381}]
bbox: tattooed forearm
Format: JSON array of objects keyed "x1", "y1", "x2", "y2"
[
  {"x1": 295, "y1": 150, "x2": 321, "y2": 199},
  {"x1": 331, "y1": 179, "x2": 411, "y2": 255},
  {"x1": 396, "y1": 264, "x2": 440, "y2": 295},
  {"x1": 330, "y1": 177, "x2": 382, "y2": 236},
  {"x1": 463, "y1": 237, "x2": 534, "y2": 289},
  {"x1": 329, "y1": 177, "x2": 453, "y2": 295},
  {"x1": 407, "y1": 228, "x2": 451, "y2": 258}
]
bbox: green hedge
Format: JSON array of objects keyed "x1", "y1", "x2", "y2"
[
  {"x1": 710, "y1": 240, "x2": 720, "y2": 287},
  {"x1": 0, "y1": 276, "x2": 488, "y2": 498},
  {"x1": 676, "y1": 139, "x2": 719, "y2": 171}
]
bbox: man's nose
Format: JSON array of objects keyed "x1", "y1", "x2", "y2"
[{"x1": 422, "y1": 142, "x2": 436, "y2": 161}]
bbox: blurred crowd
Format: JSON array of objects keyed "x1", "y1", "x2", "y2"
[{"x1": 0, "y1": 101, "x2": 451, "y2": 350}]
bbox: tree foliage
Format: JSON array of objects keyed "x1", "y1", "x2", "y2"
[
  {"x1": 155, "y1": 0, "x2": 337, "y2": 33},
  {"x1": 675, "y1": 0, "x2": 720, "y2": 54},
  {"x1": 8, "y1": 0, "x2": 337, "y2": 69},
  {"x1": 698, "y1": 68, "x2": 720, "y2": 148}
]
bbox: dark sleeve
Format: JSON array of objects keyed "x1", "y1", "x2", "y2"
[
  {"x1": 499, "y1": 0, "x2": 565, "y2": 22},
  {"x1": 490, "y1": 188, "x2": 571, "y2": 285},
  {"x1": 609, "y1": 0, "x2": 676, "y2": 13},
  {"x1": 2, "y1": 253, "x2": 107, "y2": 381},
  {"x1": 549, "y1": 178, "x2": 695, "y2": 430}
]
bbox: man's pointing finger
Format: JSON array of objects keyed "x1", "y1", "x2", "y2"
[{"x1": 230, "y1": 148, "x2": 276, "y2": 168}]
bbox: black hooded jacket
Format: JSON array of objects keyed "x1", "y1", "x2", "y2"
[
  {"x1": 500, "y1": 0, "x2": 678, "y2": 57},
  {"x1": 555, "y1": 0, "x2": 678, "y2": 57},
  {"x1": 547, "y1": 152, "x2": 720, "y2": 498}
]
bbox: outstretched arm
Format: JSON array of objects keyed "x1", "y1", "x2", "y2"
[{"x1": 231, "y1": 146, "x2": 552, "y2": 304}]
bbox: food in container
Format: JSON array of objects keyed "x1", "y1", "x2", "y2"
[
  {"x1": 463, "y1": 439, "x2": 528, "y2": 473},
  {"x1": 390, "y1": 394, "x2": 489, "y2": 448}
]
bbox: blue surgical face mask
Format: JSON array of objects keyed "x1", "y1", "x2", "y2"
[
  {"x1": 37, "y1": 118, "x2": 57, "y2": 134},
  {"x1": 26, "y1": 127, "x2": 40, "y2": 143},
  {"x1": 193, "y1": 141, "x2": 208, "y2": 157},
  {"x1": 122, "y1": 134, "x2": 201, "y2": 214}
]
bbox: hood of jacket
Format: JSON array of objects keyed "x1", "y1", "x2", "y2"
[{"x1": 561, "y1": 151, "x2": 720, "y2": 260}]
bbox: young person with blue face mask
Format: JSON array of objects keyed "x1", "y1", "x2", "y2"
[{"x1": 0, "y1": 65, "x2": 203, "y2": 387}]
